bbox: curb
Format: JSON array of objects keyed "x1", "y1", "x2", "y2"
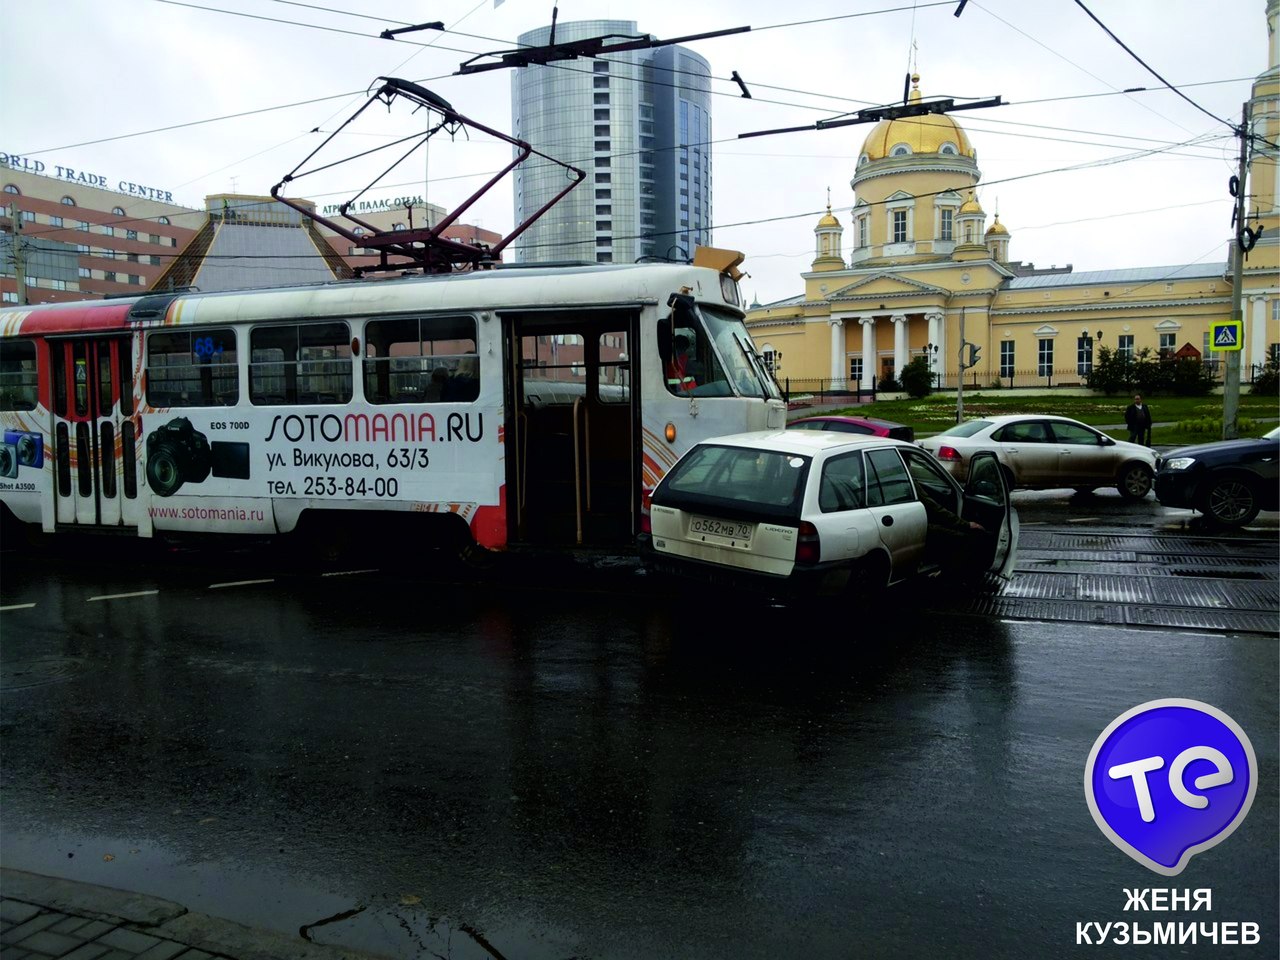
[{"x1": 1, "y1": 870, "x2": 387, "y2": 960}]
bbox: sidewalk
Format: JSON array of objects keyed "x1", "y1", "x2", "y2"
[{"x1": 0, "y1": 870, "x2": 381, "y2": 960}]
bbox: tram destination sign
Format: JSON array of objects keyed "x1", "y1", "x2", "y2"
[{"x1": 1, "y1": 150, "x2": 175, "y2": 203}]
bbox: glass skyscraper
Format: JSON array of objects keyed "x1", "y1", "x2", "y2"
[{"x1": 511, "y1": 21, "x2": 712, "y2": 265}]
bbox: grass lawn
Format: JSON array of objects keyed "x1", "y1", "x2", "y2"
[{"x1": 800, "y1": 393, "x2": 1280, "y2": 444}]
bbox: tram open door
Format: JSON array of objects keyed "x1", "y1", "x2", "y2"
[
  {"x1": 49, "y1": 335, "x2": 139, "y2": 528},
  {"x1": 505, "y1": 310, "x2": 639, "y2": 546}
]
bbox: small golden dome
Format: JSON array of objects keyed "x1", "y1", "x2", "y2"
[
  {"x1": 985, "y1": 214, "x2": 1008, "y2": 236},
  {"x1": 817, "y1": 206, "x2": 841, "y2": 228},
  {"x1": 859, "y1": 75, "x2": 975, "y2": 163},
  {"x1": 960, "y1": 190, "x2": 983, "y2": 215}
]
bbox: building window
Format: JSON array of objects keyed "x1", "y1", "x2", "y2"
[
  {"x1": 127, "y1": 252, "x2": 139, "y2": 263},
  {"x1": 594, "y1": 140, "x2": 609, "y2": 152},
  {"x1": 596, "y1": 252, "x2": 612, "y2": 263},
  {"x1": 128, "y1": 275, "x2": 141, "y2": 285},
  {"x1": 1159, "y1": 332, "x2": 1176, "y2": 355},
  {"x1": 857, "y1": 217, "x2": 868, "y2": 248},
  {"x1": 593, "y1": 77, "x2": 609, "y2": 89},
  {"x1": 594, "y1": 157, "x2": 610, "y2": 168},
  {"x1": 890, "y1": 144, "x2": 911, "y2": 156},
  {"x1": 596, "y1": 173, "x2": 610, "y2": 184},
  {"x1": 940, "y1": 142, "x2": 959, "y2": 155},
  {"x1": 1118, "y1": 334, "x2": 1134, "y2": 359},
  {"x1": 593, "y1": 93, "x2": 609, "y2": 105},
  {"x1": 391, "y1": 222, "x2": 405, "y2": 231},
  {"x1": 596, "y1": 236, "x2": 611, "y2": 247},
  {"x1": 126, "y1": 229, "x2": 138, "y2": 240},
  {"x1": 594, "y1": 125, "x2": 609, "y2": 137},
  {"x1": 104, "y1": 271, "x2": 118, "y2": 282},
  {"x1": 158, "y1": 216, "x2": 170, "y2": 225},
  {"x1": 1077, "y1": 336, "x2": 1094, "y2": 376},
  {"x1": 76, "y1": 244, "x2": 89, "y2": 253},
  {"x1": 50, "y1": 215, "x2": 63, "y2": 227},
  {"x1": 51, "y1": 279, "x2": 67, "y2": 291},
  {"x1": 594, "y1": 109, "x2": 609, "y2": 121},
  {"x1": 2, "y1": 292, "x2": 17, "y2": 304},
  {"x1": 78, "y1": 267, "x2": 91, "y2": 278},
  {"x1": 1038, "y1": 339, "x2": 1054, "y2": 376},
  {"x1": 1000, "y1": 341, "x2": 1014, "y2": 378},
  {"x1": 150, "y1": 256, "x2": 161, "y2": 266},
  {"x1": 61, "y1": 196, "x2": 76, "y2": 206},
  {"x1": 3, "y1": 185, "x2": 19, "y2": 195},
  {"x1": 594, "y1": 61, "x2": 609, "y2": 73},
  {"x1": 170, "y1": 238, "x2": 178, "y2": 247},
  {"x1": 892, "y1": 210, "x2": 907, "y2": 243},
  {"x1": 940, "y1": 208, "x2": 953, "y2": 241},
  {"x1": 112, "y1": 207, "x2": 125, "y2": 216},
  {"x1": 20, "y1": 210, "x2": 34, "y2": 222},
  {"x1": 849, "y1": 356, "x2": 863, "y2": 383},
  {"x1": 101, "y1": 225, "x2": 114, "y2": 236},
  {"x1": 77, "y1": 221, "x2": 89, "y2": 232},
  {"x1": 596, "y1": 221, "x2": 611, "y2": 231},
  {"x1": 353, "y1": 227, "x2": 365, "y2": 237}
]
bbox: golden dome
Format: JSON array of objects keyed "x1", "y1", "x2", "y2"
[
  {"x1": 817, "y1": 205, "x2": 841, "y2": 228},
  {"x1": 985, "y1": 214, "x2": 1008, "y2": 236},
  {"x1": 859, "y1": 75, "x2": 975, "y2": 162},
  {"x1": 959, "y1": 190, "x2": 983, "y2": 215}
]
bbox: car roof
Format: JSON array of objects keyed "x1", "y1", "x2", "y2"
[
  {"x1": 789, "y1": 414, "x2": 905, "y2": 429},
  {"x1": 694, "y1": 429, "x2": 912, "y2": 455},
  {"x1": 972, "y1": 414, "x2": 1089, "y2": 425}
]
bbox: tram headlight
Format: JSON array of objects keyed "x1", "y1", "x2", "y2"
[{"x1": 145, "y1": 417, "x2": 212, "y2": 497}]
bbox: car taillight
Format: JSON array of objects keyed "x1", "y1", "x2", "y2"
[
  {"x1": 795, "y1": 521, "x2": 821, "y2": 564},
  {"x1": 936, "y1": 445, "x2": 962, "y2": 462},
  {"x1": 640, "y1": 488, "x2": 653, "y2": 534}
]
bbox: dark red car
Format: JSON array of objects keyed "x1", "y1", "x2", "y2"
[{"x1": 787, "y1": 415, "x2": 914, "y2": 443}]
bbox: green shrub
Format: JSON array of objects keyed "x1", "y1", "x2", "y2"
[{"x1": 899, "y1": 357, "x2": 934, "y2": 399}]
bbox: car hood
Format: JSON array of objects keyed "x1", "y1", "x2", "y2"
[{"x1": 1164, "y1": 436, "x2": 1275, "y2": 462}]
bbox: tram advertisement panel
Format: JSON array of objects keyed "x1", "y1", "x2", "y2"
[{"x1": 141, "y1": 403, "x2": 502, "y2": 528}]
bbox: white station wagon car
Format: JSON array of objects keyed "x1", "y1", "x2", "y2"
[
  {"x1": 918, "y1": 414, "x2": 1158, "y2": 499},
  {"x1": 639, "y1": 430, "x2": 1018, "y2": 598}
]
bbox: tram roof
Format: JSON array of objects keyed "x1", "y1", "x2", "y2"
[{"x1": 0, "y1": 260, "x2": 737, "y2": 337}]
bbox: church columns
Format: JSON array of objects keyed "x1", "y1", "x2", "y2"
[
  {"x1": 892, "y1": 314, "x2": 908, "y2": 378},
  {"x1": 926, "y1": 311, "x2": 945, "y2": 383},
  {"x1": 829, "y1": 316, "x2": 847, "y2": 386},
  {"x1": 1249, "y1": 295, "x2": 1268, "y2": 373},
  {"x1": 860, "y1": 316, "x2": 877, "y2": 390}
]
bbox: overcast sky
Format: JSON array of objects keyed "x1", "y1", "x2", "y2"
[{"x1": 1, "y1": 0, "x2": 1269, "y2": 305}]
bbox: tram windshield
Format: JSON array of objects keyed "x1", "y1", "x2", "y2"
[{"x1": 700, "y1": 306, "x2": 782, "y2": 401}]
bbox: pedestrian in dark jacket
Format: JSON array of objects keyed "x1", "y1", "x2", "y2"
[{"x1": 1124, "y1": 394, "x2": 1152, "y2": 445}]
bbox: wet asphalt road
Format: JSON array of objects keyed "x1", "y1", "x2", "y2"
[{"x1": 0, "y1": 497, "x2": 1277, "y2": 959}]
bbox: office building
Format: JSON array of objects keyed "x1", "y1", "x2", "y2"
[{"x1": 511, "y1": 20, "x2": 713, "y2": 266}]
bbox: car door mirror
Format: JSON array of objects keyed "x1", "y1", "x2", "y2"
[{"x1": 1099, "y1": 436, "x2": 1115, "y2": 446}]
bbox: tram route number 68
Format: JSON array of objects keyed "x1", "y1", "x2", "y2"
[
  {"x1": 303, "y1": 476, "x2": 400, "y2": 498},
  {"x1": 386, "y1": 447, "x2": 430, "y2": 469}
]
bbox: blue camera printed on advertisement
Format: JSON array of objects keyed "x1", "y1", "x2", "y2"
[{"x1": 3, "y1": 430, "x2": 44, "y2": 470}]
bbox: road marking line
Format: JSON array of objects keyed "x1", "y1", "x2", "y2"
[
  {"x1": 321, "y1": 569, "x2": 380, "y2": 577},
  {"x1": 209, "y1": 578, "x2": 275, "y2": 590},
  {"x1": 1067, "y1": 517, "x2": 1099, "y2": 523},
  {"x1": 0, "y1": 602, "x2": 36, "y2": 611},
  {"x1": 87, "y1": 590, "x2": 160, "y2": 602}
]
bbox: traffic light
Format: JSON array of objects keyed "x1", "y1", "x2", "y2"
[{"x1": 964, "y1": 342, "x2": 981, "y2": 369}]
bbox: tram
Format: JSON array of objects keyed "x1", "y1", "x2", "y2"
[{"x1": 0, "y1": 248, "x2": 785, "y2": 554}]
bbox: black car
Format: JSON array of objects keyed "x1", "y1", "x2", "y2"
[{"x1": 1154, "y1": 427, "x2": 1279, "y2": 527}]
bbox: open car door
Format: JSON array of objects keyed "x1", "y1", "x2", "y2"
[{"x1": 961, "y1": 451, "x2": 1019, "y2": 579}]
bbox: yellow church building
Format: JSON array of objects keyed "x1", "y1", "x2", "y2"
[{"x1": 748, "y1": 1, "x2": 1278, "y2": 394}]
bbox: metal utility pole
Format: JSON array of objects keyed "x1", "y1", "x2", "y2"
[
  {"x1": 1223, "y1": 101, "x2": 1249, "y2": 441},
  {"x1": 10, "y1": 203, "x2": 27, "y2": 306}
]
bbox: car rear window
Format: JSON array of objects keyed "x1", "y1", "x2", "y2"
[
  {"x1": 658, "y1": 444, "x2": 811, "y2": 519},
  {"x1": 934, "y1": 420, "x2": 992, "y2": 438}
]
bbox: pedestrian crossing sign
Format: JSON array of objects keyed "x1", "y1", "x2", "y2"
[{"x1": 1210, "y1": 320, "x2": 1242, "y2": 351}]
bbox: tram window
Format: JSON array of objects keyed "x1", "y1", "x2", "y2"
[
  {"x1": 598, "y1": 330, "x2": 630, "y2": 404},
  {"x1": 0, "y1": 339, "x2": 38, "y2": 411},
  {"x1": 363, "y1": 316, "x2": 477, "y2": 404},
  {"x1": 250, "y1": 322, "x2": 352, "y2": 405},
  {"x1": 146, "y1": 328, "x2": 238, "y2": 407}
]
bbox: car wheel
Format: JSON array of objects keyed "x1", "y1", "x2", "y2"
[
  {"x1": 846, "y1": 552, "x2": 890, "y2": 601},
  {"x1": 1117, "y1": 462, "x2": 1153, "y2": 500},
  {"x1": 1201, "y1": 475, "x2": 1259, "y2": 527}
]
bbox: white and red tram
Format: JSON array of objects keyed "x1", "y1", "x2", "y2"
[{"x1": 0, "y1": 250, "x2": 784, "y2": 553}]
